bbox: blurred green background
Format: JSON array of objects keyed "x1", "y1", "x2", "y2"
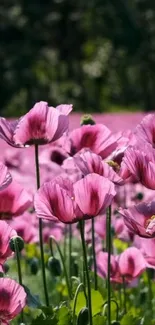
[{"x1": 1, "y1": 0, "x2": 155, "y2": 116}]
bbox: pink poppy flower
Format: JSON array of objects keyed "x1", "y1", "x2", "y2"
[
  {"x1": 69, "y1": 124, "x2": 118, "y2": 158},
  {"x1": 0, "y1": 277, "x2": 26, "y2": 324},
  {"x1": 0, "y1": 221, "x2": 17, "y2": 265},
  {"x1": 114, "y1": 217, "x2": 134, "y2": 242},
  {"x1": 122, "y1": 145, "x2": 155, "y2": 189},
  {"x1": 0, "y1": 163, "x2": 12, "y2": 190},
  {"x1": 97, "y1": 247, "x2": 146, "y2": 283},
  {"x1": 134, "y1": 114, "x2": 155, "y2": 147},
  {"x1": 119, "y1": 201, "x2": 155, "y2": 238},
  {"x1": 34, "y1": 174, "x2": 116, "y2": 223},
  {"x1": 0, "y1": 118, "x2": 21, "y2": 148},
  {"x1": 0, "y1": 101, "x2": 72, "y2": 147},
  {"x1": 117, "y1": 247, "x2": 146, "y2": 279},
  {"x1": 72, "y1": 150, "x2": 123, "y2": 185},
  {"x1": 134, "y1": 236, "x2": 155, "y2": 268},
  {"x1": 0, "y1": 180, "x2": 32, "y2": 220},
  {"x1": 96, "y1": 252, "x2": 121, "y2": 283},
  {"x1": 10, "y1": 219, "x2": 37, "y2": 244}
]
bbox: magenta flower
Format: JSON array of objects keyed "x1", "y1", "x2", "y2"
[
  {"x1": 97, "y1": 247, "x2": 146, "y2": 283},
  {"x1": 117, "y1": 247, "x2": 146, "y2": 279},
  {"x1": 96, "y1": 252, "x2": 121, "y2": 283},
  {"x1": 0, "y1": 277, "x2": 26, "y2": 324},
  {"x1": 34, "y1": 174, "x2": 116, "y2": 223},
  {"x1": 0, "y1": 221, "x2": 17, "y2": 265},
  {"x1": 134, "y1": 114, "x2": 155, "y2": 147},
  {"x1": 72, "y1": 150, "x2": 123, "y2": 185},
  {"x1": 0, "y1": 118, "x2": 21, "y2": 147},
  {"x1": 0, "y1": 101, "x2": 72, "y2": 147},
  {"x1": 0, "y1": 163, "x2": 12, "y2": 190},
  {"x1": 0, "y1": 180, "x2": 32, "y2": 220},
  {"x1": 123, "y1": 145, "x2": 155, "y2": 189},
  {"x1": 134, "y1": 237, "x2": 155, "y2": 268},
  {"x1": 69, "y1": 124, "x2": 118, "y2": 158},
  {"x1": 10, "y1": 219, "x2": 37, "y2": 244},
  {"x1": 119, "y1": 201, "x2": 155, "y2": 238}
]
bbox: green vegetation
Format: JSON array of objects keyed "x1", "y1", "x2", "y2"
[{"x1": 1, "y1": 0, "x2": 155, "y2": 115}]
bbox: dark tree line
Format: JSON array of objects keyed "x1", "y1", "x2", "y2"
[{"x1": 1, "y1": 0, "x2": 155, "y2": 116}]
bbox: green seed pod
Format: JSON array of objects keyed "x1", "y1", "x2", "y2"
[
  {"x1": 77, "y1": 307, "x2": 89, "y2": 325},
  {"x1": 3, "y1": 263, "x2": 9, "y2": 274},
  {"x1": 136, "y1": 192, "x2": 144, "y2": 201},
  {"x1": 30, "y1": 257, "x2": 39, "y2": 275},
  {"x1": 9, "y1": 236, "x2": 24, "y2": 252},
  {"x1": 111, "y1": 321, "x2": 120, "y2": 325},
  {"x1": 80, "y1": 114, "x2": 96, "y2": 126},
  {"x1": 48, "y1": 257, "x2": 62, "y2": 276}
]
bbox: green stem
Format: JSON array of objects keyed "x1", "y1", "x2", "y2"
[
  {"x1": 92, "y1": 218, "x2": 98, "y2": 290},
  {"x1": 103, "y1": 299, "x2": 119, "y2": 322},
  {"x1": 69, "y1": 224, "x2": 72, "y2": 280},
  {"x1": 79, "y1": 221, "x2": 93, "y2": 325},
  {"x1": 122, "y1": 276, "x2": 127, "y2": 314},
  {"x1": 147, "y1": 269, "x2": 153, "y2": 311},
  {"x1": 106, "y1": 206, "x2": 112, "y2": 325},
  {"x1": 63, "y1": 225, "x2": 67, "y2": 260},
  {"x1": 73, "y1": 283, "x2": 85, "y2": 325},
  {"x1": 35, "y1": 144, "x2": 49, "y2": 307},
  {"x1": 14, "y1": 239, "x2": 24, "y2": 323},
  {"x1": 50, "y1": 236, "x2": 72, "y2": 299}
]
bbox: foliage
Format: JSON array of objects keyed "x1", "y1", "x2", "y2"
[{"x1": 1, "y1": 0, "x2": 155, "y2": 115}]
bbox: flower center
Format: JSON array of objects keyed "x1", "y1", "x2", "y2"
[
  {"x1": 107, "y1": 160, "x2": 120, "y2": 172},
  {"x1": 145, "y1": 215, "x2": 155, "y2": 228}
]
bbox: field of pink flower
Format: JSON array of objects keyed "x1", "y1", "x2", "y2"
[{"x1": 0, "y1": 104, "x2": 154, "y2": 325}]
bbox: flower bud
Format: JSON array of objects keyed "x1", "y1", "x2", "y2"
[
  {"x1": 80, "y1": 114, "x2": 95, "y2": 126},
  {"x1": 136, "y1": 192, "x2": 144, "y2": 201},
  {"x1": 48, "y1": 257, "x2": 62, "y2": 276},
  {"x1": 30, "y1": 257, "x2": 39, "y2": 275},
  {"x1": 77, "y1": 307, "x2": 89, "y2": 325},
  {"x1": 3, "y1": 263, "x2": 9, "y2": 274},
  {"x1": 9, "y1": 236, "x2": 24, "y2": 252}
]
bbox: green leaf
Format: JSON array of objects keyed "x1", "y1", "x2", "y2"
[
  {"x1": 57, "y1": 306, "x2": 72, "y2": 325},
  {"x1": 41, "y1": 306, "x2": 54, "y2": 317},
  {"x1": 121, "y1": 313, "x2": 141, "y2": 325},
  {"x1": 71, "y1": 289, "x2": 104, "y2": 316},
  {"x1": 31, "y1": 316, "x2": 57, "y2": 325},
  {"x1": 93, "y1": 315, "x2": 106, "y2": 325},
  {"x1": 23, "y1": 285, "x2": 42, "y2": 308}
]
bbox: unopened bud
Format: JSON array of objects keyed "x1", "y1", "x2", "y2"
[
  {"x1": 48, "y1": 257, "x2": 62, "y2": 276},
  {"x1": 9, "y1": 236, "x2": 24, "y2": 252},
  {"x1": 30, "y1": 257, "x2": 39, "y2": 275},
  {"x1": 77, "y1": 307, "x2": 89, "y2": 325},
  {"x1": 80, "y1": 114, "x2": 95, "y2": 126}
]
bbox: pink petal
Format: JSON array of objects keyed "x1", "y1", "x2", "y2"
[
  {"x1": 118, "y1": 247, "x2": 146, "y2": 278},
  {"x1": 74, "y1": 173, "x2": 116, "y2": 216}
]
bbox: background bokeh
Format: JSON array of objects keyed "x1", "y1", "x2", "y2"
[{"x1": 1, "y1": 0, "x2": 155, "y2": 116}]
